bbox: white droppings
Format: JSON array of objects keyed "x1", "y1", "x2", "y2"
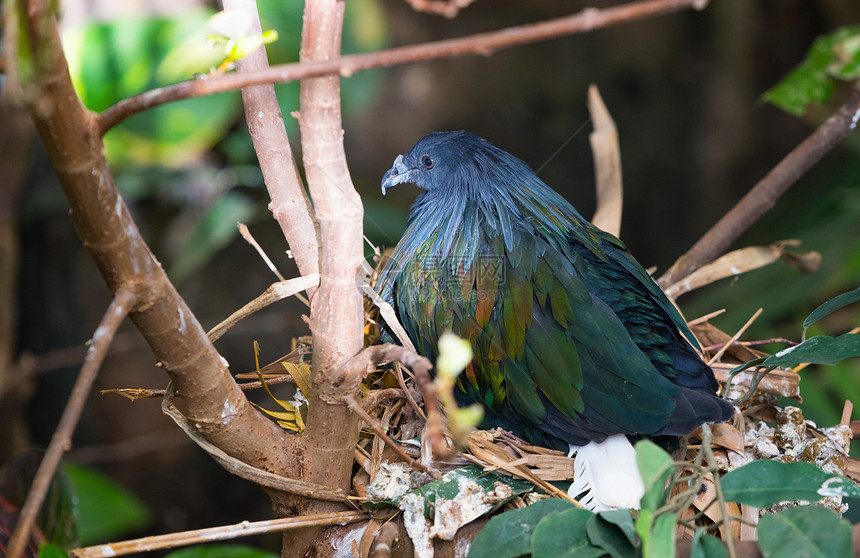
[
  {"x1": 331, "y1": 524, "x2": 368, "y2": 558},
  {"x1": 241, "y1": 520, "x2": 250, "y2": 528},
  {"x1": 92, "y1": 325, "x2": 108, "y2": 343},
  {"x1": 851, "y1": 108, "x2": 860, "y2": 130},
  {"x1": 221, "y1": 398, "x2": 238, "y2": 421},
  {"x1": 818, "y1": 477, "x2": 852, "y2": 498},
  {"x1": 178, "y1": 305, "x2": 187, "y2": 335},
  {"x1": 257, "y1": 111, "x2": 264, "y2": 119},
  {"x1": 115, "y1": 196, "x2": 123, "y2": 218},
  {"x1": 399, "y1": 493, "x2": 433, "y2": 558},
  {"x1": 730, "y1": 266, "x2": 742, "y2": 275},
  {"x1": 100, "y1": 547, "x2": 117, "y2": 557},
  {"x1": 219, "y1": 354, "x2": 230, "y2": 368},
  {"x1": 774, "y1": 345, "x2": 797, "y2": 358}
]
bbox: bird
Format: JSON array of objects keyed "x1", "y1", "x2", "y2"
[{"x1": 375, "y1": 131, "x2": 734, "y2": 510}]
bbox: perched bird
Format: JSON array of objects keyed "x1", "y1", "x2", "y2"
[{"x1": 376, "y1": 131, "x2": 733, "y2": 510}]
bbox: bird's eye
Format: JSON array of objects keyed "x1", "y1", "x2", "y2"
[{"x1": 421, "y1": 155, "x2": 435, "y2": 169}]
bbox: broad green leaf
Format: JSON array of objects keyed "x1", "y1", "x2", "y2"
[
  {"x1": 64, "y1": 463, "x2": 150, "y2": 545},
  {"x1": 690, "y1": 530, "x2": 727, "y2": 558},
  {"x1": 762, "y1": 25, "x2": 860, "y2": 115},
  {"x1": 467, "y1": 498, "x2": 575, "y2": 558},
  {"x1": 38, "y1": 544, "x2": 69, "y2": 558},
  {"x1": 165, "y1": 545, "x2": 278, "y2": 558},
  {"x1": 762, "y1": 334, "x2": 860, "y2": 368},
  {"x1": 597, "y1": 509, "x2": 636, "y2": 545},
  {"x1": 635, "y1": 440, "x2": 674, "y2": 510},
  {"x1": 531, "y1": 507, "x2": 597, "y2": 558},
  {"x1": 586, "y1": 511, "x2": 637, "y2": 558},
  {"x1": 757, "y1": 506, "x2": 851, "y2": 558},
  {"x1": 802, "y1": 286, "x2": 860, "y2": 336},
  {"x1": 721, "y1": 460, "x2": 860, "y2": 507}
]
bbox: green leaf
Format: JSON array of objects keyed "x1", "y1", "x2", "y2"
[
  {"x1": 586, "y1": 511, "x2": 637, "y2": 558},
  {"x1": 762, "y1": 334, "x2": 860, "y2": 368},
  {"x1": 647, "y1": 513, "x2": 677, "y2": 558},
  {"x1": 38, "y1": 544, "x2": 69, "y2": 558},
  {"x1": 757, "y1": 506, "x2": 852, "y2": 558},
  {"x1": 165, "y1": 545, "x2": 278, "y2": 558},
  {"x1": 531, "y1": 507, "x2": 598, "y2": 558},
  {"x1": 762, "y1": 25, "x2": 860, "y2": 115},
  {"x1": 596, "y1": 509, "x2": 636, "y2": 546},
  {"x1": 721, "y1": 460, "x2": 860, "y2": 508},
  {"x1": 64, "y1": 463, "x2": 150, "y2": 545},
  {"x1": 802, "y1": 286, "x2": 860, "y2": 336},
  {"x1": 690, "y1": 530, "x2": 727, "y2": 558},
  {"x1": 635, "y1": 440, "x2": 674, "y2": 510},
  {"x1": 467, "y1": 498, "x2": 576, "y2": 558}
]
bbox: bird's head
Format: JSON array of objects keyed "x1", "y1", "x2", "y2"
[{"x1": 381, "y1": 131, "x2": 498, "y2": 195}]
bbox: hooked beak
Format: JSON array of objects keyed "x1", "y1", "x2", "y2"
[{"x1": 381, "y1": 154, "x2": 419, "y2": 195}]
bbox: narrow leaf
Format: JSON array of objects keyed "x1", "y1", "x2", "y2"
[
  {"x1": 763, "y1": 334, "x2": 860, "y2": 368},
  {"x1": 636, "y1": 440, "x2": 674, "y2": 510},
  {"x1": 802, "y1": 285, "x2": 860, "y2": 336}
]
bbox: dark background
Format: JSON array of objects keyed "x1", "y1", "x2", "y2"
[{"x1": 3, "y1": 0, "x2": 860, "y2": 552}]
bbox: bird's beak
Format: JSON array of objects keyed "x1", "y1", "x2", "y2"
[{"x1": 381, "y1": 155, "x2": 418, "y2": 195}]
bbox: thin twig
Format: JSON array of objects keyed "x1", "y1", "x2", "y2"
[
  {"x1": 68, "y1": 511, "x2": 369, "y2": 558},
  {"x1": 706, "y1": 308, "x2": 762, "y2": 366},
  {"x1": 659, "y1": 82, "x2": 860, "y2": 288},
  {"x1": 98, "y1": 0, "x2": 710, "y2": 133},
  {"x1": 394, "y1": 361, "x2": 427, "y2": 421},
  {"x1": 343, "y1": 395, "x2": 440, "y2": 479},
  {"x1": 206, "y1": 274, "x2": 320, "y2": 342},
  {"x1": 7, "y1": 288, "x2": 138, "y2": 558},
  {"x1": 701, "y1": 337, "x2": 797, "y2": 353}
]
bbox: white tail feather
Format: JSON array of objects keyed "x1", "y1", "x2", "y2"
[{"x1": 567, "y1": 435, "x2": 645, "y2": 511}]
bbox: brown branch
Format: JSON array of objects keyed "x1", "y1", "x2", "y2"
[
  {"x1": 658, "y1": 81, "x2": 860, "y2": 288},
  {"x1": 98, "y1": 0, "x2": 710, "y2": 133},
  {"x1": 284, "y1": 2, "x2": 367, "y2": 549},
  {"x1": 224, "y1": 0, "x2": 320, "y2": 294},
  {"x1": 14, "y1": 0, "x2": 301, "y2": 524},
  {"x1": 7, "y1": 288, "x2": 138, "y2": 558}
]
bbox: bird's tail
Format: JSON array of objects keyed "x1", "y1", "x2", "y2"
[{"x1": 567, "y1": 435, "x2": 644, "y2": 511}]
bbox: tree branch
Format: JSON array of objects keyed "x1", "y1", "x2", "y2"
[
  {"x1": 658, "y1": 81, "x2": 860, "y2": 288},
  {"x1": 12, "y1": 0, "x2": 301, "y2": 519},
  {"x1": 98, "y1": 0, "x2": 709, "y2": 133},
  {"x1": 7, "y1": 288, "x2": 138, "y2": 558},
  {"x1": 223, "y1": 0, "x2": 320, "y2": 295}
]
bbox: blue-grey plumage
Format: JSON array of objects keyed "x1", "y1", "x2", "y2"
[{"x1": 377, "y1": 131, "x2": 733, "y2": 455}]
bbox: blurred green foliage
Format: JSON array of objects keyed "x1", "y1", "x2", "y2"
[
  {"x1": 762, "y1": 25, "x2": 860, "y2": 116},
  {"x1": 59, "y1": 0, "x2": 389, "y2": 283},
  {"x1": 63, "y1": 463, "x2": 150, "y2": 546}
]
